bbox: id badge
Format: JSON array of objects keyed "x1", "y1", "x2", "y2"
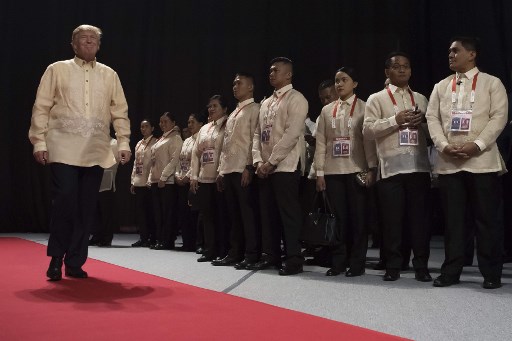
[
  {"x1": 398, "y1": 128, "x2": 419, "y2": 146},
  {"x1": 135, "y1": 163, "x2": 144, "y2": 175},
  {"x1": 261, "y1": 125, "x2": 272, "y2": 144},
  {"x1": 201, "y1": 148, "x2": 215, "y2": 164},
  {"x1": 180, "y1": 160, "x2": 190, "y2": 172},
  {"x1": 332, "y1": 137, "x2": 351, "y2": 157},
  {"x1": 450, "y1": 110, "x2": 472, "y2": 132}
]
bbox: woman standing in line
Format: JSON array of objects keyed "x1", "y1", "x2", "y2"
[
  {"x1": 148, "y1": 112, "x2": 183, "y2": 250},
  {"x1": 314, "y1": 67, "x2": 378, "y2": 277},
  {"x1": 130, "y1": 119, "x2": 157, "y2": 247},
  {"x1": 190, "y1": 95, "x2": 229, "y2": 262},
  {"x1": 175, "y1": 112, "x2": 207, "y2": 251}
]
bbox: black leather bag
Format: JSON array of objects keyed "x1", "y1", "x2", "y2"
[{"x1": 301, "y1": 191, "x2": 338, "y2": 246}]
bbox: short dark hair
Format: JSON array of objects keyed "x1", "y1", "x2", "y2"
[
  {"x1": 336, "y1": 66, "x2": 359, "y2": 83},
  {"x1": 141, "y1": 118, "x2": 154, "y2": 127},
  {"x1": 161, "y1": 111, "x2": 176, "y2": 122},
  {"x1": 385, "y1": 51, "x2": 411, "y2": 69},
  {"x1": 270, "y1": 56, "x2": 293, "y2": 65},
  {"x1": 209, "y1": 94, "x2": 228, "y2": 109},
  {"x1": 190, "y1": 111, "x2": 208, "y2": 124},
  {"x1": 318, "y1": 79, "x2": 335, "y2": 91},
  {"x1": 235, "y1": 72, "x2": 255, "y2": 85},
  {"x1": 450, "y1": 36, "x2": 480, "y2": 62}
]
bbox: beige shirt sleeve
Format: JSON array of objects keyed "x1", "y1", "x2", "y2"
[
  {"x1": 268, "y1": 93, "x2": 309, "y2": 166},
  {"x1": 161, "y1": 135, "x2": 183, "y2": 181}
]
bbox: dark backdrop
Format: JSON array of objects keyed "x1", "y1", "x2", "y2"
[{"x1": 1, "y1": 0, "x2": 511, "y2": 232}]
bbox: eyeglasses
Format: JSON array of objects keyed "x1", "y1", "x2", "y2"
[{"x1": 389, "y1": 64, "x2": 411, "y2": 71}]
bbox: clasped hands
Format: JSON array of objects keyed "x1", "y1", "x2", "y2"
[{"x1": 396, "y1": 108, "x2": 424, "y2": 128}]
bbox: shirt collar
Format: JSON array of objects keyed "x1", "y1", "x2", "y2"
[
  {"x1": 74, "y1": 56, "x2": 97, "y2": 68},
  {"x1": 143, "y1": 135, "x2": 154, "y2": 143},
  {"x1": 458, "y1": 66, "x2": 479, "y2": 81},
  {"x1": 213, "y1": 115, "x2": 227, "y2": 127},
  {"x1": 274, "y1": 84, "x2": 293, "y2": 98},
  {"x1": 238, "y1": 98, "x2": 255, "y2": 107},
  {"x1": 388, "y1": 83, "x2": 410, "y2": 94},
  {"x1": 340, "y1": 93, "x2": 356, "y2": 105}
]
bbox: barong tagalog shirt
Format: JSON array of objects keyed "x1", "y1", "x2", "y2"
[
  {"x1": 191, "y1": 116, "x2": 227, "y2": 183},
  {"x1": 315, "y1": 95, "x2": 377, "y2": 176},
  {"x1": 29, "y1": 56, "x2": 131, "y2": 168},
  {"x1": 426, "y1": 67, "x2": 508, "y2": 174},
  {"x1": 252, "y1": 84, "x2": 309, "y2": 173},
  {"x1": 218, "y1": 98, "x2": 260, "y2": 175},
  {"x1": 131, "y1": 135, "x2": 156, "y2": 187},
  {"x1": 363, "y1": 84, "x2": 430, "y2": 179},
  {"x1": 175, "y1": 133, "x2": 198, "y2": 180}
]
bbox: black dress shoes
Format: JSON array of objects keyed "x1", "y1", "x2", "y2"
[
  {"x1": 373, "y1": 260, "x2": 386, "y2": 270},
  {"x1": 414, "y1": 268, "x2": 433, "y2": 282},
  {"x1": 197, "y1": 255, "x2": 215, "y2": 262},
  {"x1": 383, "y1": 270, "x2": 400, "y2": 281},
  {"x1": 483, "y1": 278, "x2": 502, "y2": 289},
  {"x1": 97, "y1": 241, "x2": 112, "y2": 247},
  {"x1": 195, "y1": 247, "x2": 204, "y2": 254},
  {"x1": 345, "y1": 268, "x2": 365, "y2": 277},
  {"x1": 433, "y1": 274, "x2": 460, "y2": 287},
  {"x1": 246, "y1": 259, "x2": 280, "y2": 271},
  {"x1": 46, "y1": 257, "x2": 63, "y2": 281},
  {"x1": 211, "y1": 256, "x2": 242, "y2": 266},
  {"x1": 234, "y1": 259, "x2": 257, "y2": 270},
  {"x1": 153, "y1": 243, "x2": 174, "y2": 250},
  {"x1": 65, "y1": 266, "x2": 88, "y2": 278},
  {"x1": 279, "y1": 264, "x2": 303, "y2": 276},
  {"x1": 131, "y1": 239, "x2": 149, "y2": 247},
  {"x1": 326, "y1": 268, "x2": 345, "y2": 276}
]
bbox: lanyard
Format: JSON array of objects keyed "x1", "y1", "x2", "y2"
[
  {"x1": 206, "y1": 119, "x2": 226, "y2": 147},
  {"x1": 136, "y1": 136, "x2": 153, "y2": 163},
  {"x1": 386, "y1": 87, "x2": 416, "y2": 114},
  {"x1": 232, "y1": 101, "x2": 253, "y2": 119},
  {"x1": 264, "y1": 90, "x2": 290, "y2": 126},
  {"x1": 331, "y1": 96, "x2": 357, "y2": 129},
  {"x1": 451, "y1": 72, "x2": 478, "y2": 107}
]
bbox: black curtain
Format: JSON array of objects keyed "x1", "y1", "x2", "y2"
[{"x1": 2, "y1": 0, "x2": 511, "y2": 232}]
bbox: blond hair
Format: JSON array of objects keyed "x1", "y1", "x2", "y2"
[{"x1": 71, "y1": 24, "x2": 102, "y2": 42}]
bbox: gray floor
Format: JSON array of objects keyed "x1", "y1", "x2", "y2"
[{"x1": 5, "y1": 233, "x2": 512, "y2": 341}]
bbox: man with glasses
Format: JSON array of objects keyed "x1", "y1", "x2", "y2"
[{"x1": 363, "y1": 52, "x2": 432, "y2": 282}]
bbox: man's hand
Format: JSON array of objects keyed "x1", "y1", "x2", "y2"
[
  {"x1": 130, "y1": 185, "x2": 135, "y2": 194},
  {"x1": 33, "y1": 151, "x2": 48, "y2": 165},
  {"x1": 395, "y1": 109, "x2": 414, "y2": 126},
  {"x1": 255, "y1": 162, "x2": 267, "y2": 179},
  {"x1": 316, "y1": 176, "x2": 326, "y2": 192},
  {"x1": 241, "y1": 168, "x2": 253, "y2": 187},
  {"x1": 365, "y1": 169, "x2": 377, "y2": 188},
  {"x1": 158, "y1": 180, "x2": 166, "y2": 188},
  {"x1": 442, "y1": 144, "x2": 462, "y2": 158},
  {"x1": 190, "y1": 179, "x2": 199, "y2": 194},
  {"x1": 118, "y1": 150, "x2": 132, "y2": 165},
  {"x1": 456, "y1": 142, "x2": 481, "y2": 159}
]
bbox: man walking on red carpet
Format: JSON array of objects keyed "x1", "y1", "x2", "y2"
[{"x1": 28, "y1": 24, "x2": 131, "y2": 281}]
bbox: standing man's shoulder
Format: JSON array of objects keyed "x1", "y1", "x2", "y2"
[
  {"x1": 289, "y1": 88, "x2": 308, "y2": 102},
  {"x1": 366, "y1": 88, "x2": 387, "y2": 103}
]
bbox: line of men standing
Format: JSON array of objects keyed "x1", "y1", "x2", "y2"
[{"x1": 29, "y1": 24, "x2": 508, "y2": 290}]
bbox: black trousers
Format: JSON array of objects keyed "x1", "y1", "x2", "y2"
[
  {"x1": 259, "y1": 171, "x2": 303, "y2": 266},
  {"x1": 134, "y1": 186, "x2": 155, "y2": 242},
  {"x1": 377, "y1": 172, "x2": 431, "y2": 271},
  {"x1": 197, "y1": 182, "x2": 230, "y2": 258},
  {"x1": 176, "y1": 184, "x2": 196, "y2": 250},
  {"x1": 47, "y1": 163, "x2": 103, "y2": 267},
  {"x1": 223, "y1": 172, "x2": 260, "y2": 261},
  {"x1": 151, "y1": 183, "x2": 178, "y2": 246},
  {"x1": 324, "y1": 173, "x2": 367, "y2": 271},
  {"x1": 438, "y1": 172, "x2": 503, "y2": 279},
  {"x1": 91, "y1": 189, "x2": 116, "y2": 243}
]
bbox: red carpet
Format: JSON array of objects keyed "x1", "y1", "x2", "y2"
[{"x1": 0, "y1": 238, "x2": 408, "y2": 341}]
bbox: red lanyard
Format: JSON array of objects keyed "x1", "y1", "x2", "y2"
[
  {"x1": 136, "y1": 136, "x2": 153, "y2": 163},
  {"x1": 332, "y1": 96, "x2": 358, "y2": 119},
  {"x1": 232, "y1": 101, "x2": 253, "y2": 119},
  {"x1": 265, "y1": 90, "x2": 290, "y2": 125},
  {"x1": 452, "y1": 72, "x2": 478, "y2": 106},
  {"x1": 386, "y1": 87, "x2": 416, "y2": 114}
]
